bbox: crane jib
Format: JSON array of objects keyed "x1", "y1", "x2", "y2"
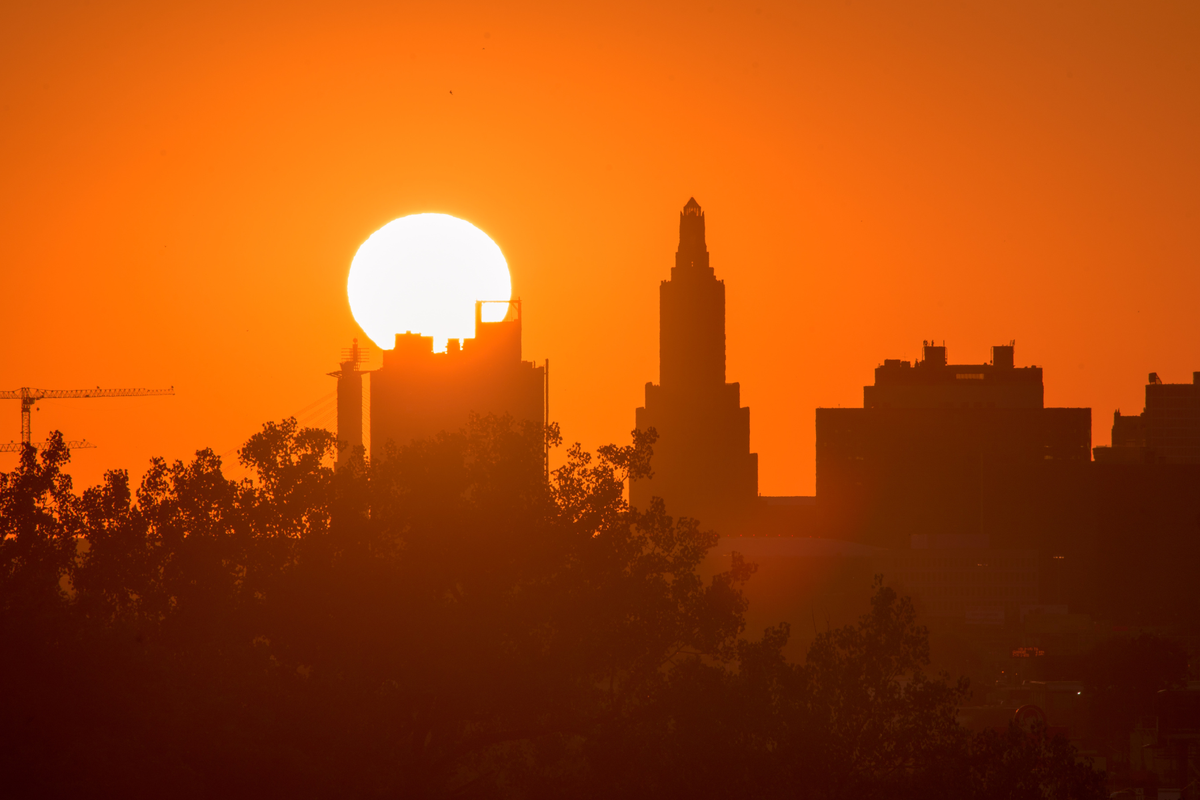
[{"x1": 1, "y1": 386, "x2": 175, "y2": 447}]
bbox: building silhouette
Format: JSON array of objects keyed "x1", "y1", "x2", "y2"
[
  {"x1": 1094, "y1": 371, "x2": 1200, "y2": 464},
  {"x1": 1091, "y1": 369, "x2": 1200, "y2": 625},
  {"x1": 631, "y1": 198, "x2": 757, "y2": 533},
  {"x1": 335, "y1": 301, "x2": 546, "y2": 460},
  {"x1": 816, "y1": 341, "x2": 1093, "y2": 604}
]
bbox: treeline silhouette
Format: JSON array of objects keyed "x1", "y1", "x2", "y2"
[{"x1": 1, "y1": 418, "x2": 1105, "y2": 799}]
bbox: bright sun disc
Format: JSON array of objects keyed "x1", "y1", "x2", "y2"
[{"x1": 347, "y1": 214, "x2": 512, "y2": 352}]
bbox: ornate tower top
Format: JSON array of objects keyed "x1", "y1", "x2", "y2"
[{"x1": 675, "y1": 197, "x2": 711, "y2": 275}]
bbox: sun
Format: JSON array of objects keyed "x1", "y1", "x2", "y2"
[{"x1": 347, "y1": 214, "x2": 512, "y2": 352}]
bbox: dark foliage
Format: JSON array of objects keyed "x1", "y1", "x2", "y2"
[
  {"x1": 1080, "y1": 633, "x2": 1190, "y2": 756},
  {"x1": 0, "y1": 419, "x2": 1104, "y2": 799}
]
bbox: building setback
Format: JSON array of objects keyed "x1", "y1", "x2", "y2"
[{"x1": 632, "y1": 198, "x2": 757, "y2": 533}]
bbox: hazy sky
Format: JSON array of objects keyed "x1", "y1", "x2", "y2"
[{"x1": 2, "y1": 0, "x2": 1197, "y2": 494}]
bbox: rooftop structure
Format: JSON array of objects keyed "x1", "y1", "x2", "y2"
[{"x1": 865, "y1": 342, "x2": 1043, "y2": 409}]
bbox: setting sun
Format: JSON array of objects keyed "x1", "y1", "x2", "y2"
[{"x1": 347, "y1": 213, "x2": 511, "y2": 352}]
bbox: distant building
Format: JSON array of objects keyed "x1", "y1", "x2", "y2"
[
  {"x1": 1094, "y1": 371, "x2": 1200, "y2": 464},
  {"x1": 1090, "y1": 370, "x2": 1200, "y2": 626},
  {"x1": 347, "y1": 300, "x2": 545, "y2": 458},
  {"x1": 632, "y1": 198, "x2": 758, "y2": 533},
  {"x1": 816, "y1": 341, "x2": 1093, "y2": 604}
]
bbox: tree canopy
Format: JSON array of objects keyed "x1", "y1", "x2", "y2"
[{"x1": 0, "y1": 420, "x2": 1105, "y2": 799}]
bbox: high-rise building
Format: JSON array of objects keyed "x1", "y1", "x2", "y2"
[
  {"x1": 816, "y1": 342, "x2": 1093, "y2": 604},
  {"x1": 631, "y1": 198, "x2": 757, "y2": 533},
  {"x1": 338, "y1": 301, "x2": 545, "y2": 459}
]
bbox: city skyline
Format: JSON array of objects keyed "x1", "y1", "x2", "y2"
[{"x1": 2, "y1": 2, "x2": 1198, "y2": 498}]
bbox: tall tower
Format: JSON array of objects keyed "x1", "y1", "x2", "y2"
[
  {"x1": 330, "y1": 338, "x2": 367, "y2": 468},
  {"x1": 632, "y1": 198, "x2": 758, "y2": 532}
]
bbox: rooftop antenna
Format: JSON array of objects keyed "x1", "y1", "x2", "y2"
[{"x1": 337, "y1": 338, "x2": 371, "y2": 370}]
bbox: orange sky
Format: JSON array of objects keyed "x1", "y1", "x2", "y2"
[{"x1": 2, "y1": 0, "x2": 1198, "y2": 495}]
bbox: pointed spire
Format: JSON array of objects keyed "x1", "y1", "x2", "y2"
[{"x1": 677, "y1": 197, "x2": 708, "y2": 272}]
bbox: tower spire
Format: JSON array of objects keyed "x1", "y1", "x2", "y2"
[{"x1": 676, "y1": 197, "x2": 710, "y2": 274}]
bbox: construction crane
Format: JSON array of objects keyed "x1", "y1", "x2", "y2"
[
  {"x1": 0, "y1": 439, "x2": 95, "y2": 454},
  {"x1": 1, "y1": 386, "x2": 175, "y2": 451}
]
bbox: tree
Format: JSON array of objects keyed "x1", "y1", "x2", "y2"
[
  {"x1": 959, "y1": 723, "x2": 1107, "y2": 800},
  {"x1": 0, "y1": 434, "x2": 86, "y2": 797},
  {"x1": 0, "y1": 421, "x2": 1112, "y2": 800},
  {"x1": 1081, "y1": 633, "x2": 1190, "y2": 758},
  {"x1": 0, "y1": 432, "x2": 80, "y2": 623}
]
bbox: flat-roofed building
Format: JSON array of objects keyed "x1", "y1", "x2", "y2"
[{"x1": 816, "y1": 341, "x2": 1093, "y2": 605}]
